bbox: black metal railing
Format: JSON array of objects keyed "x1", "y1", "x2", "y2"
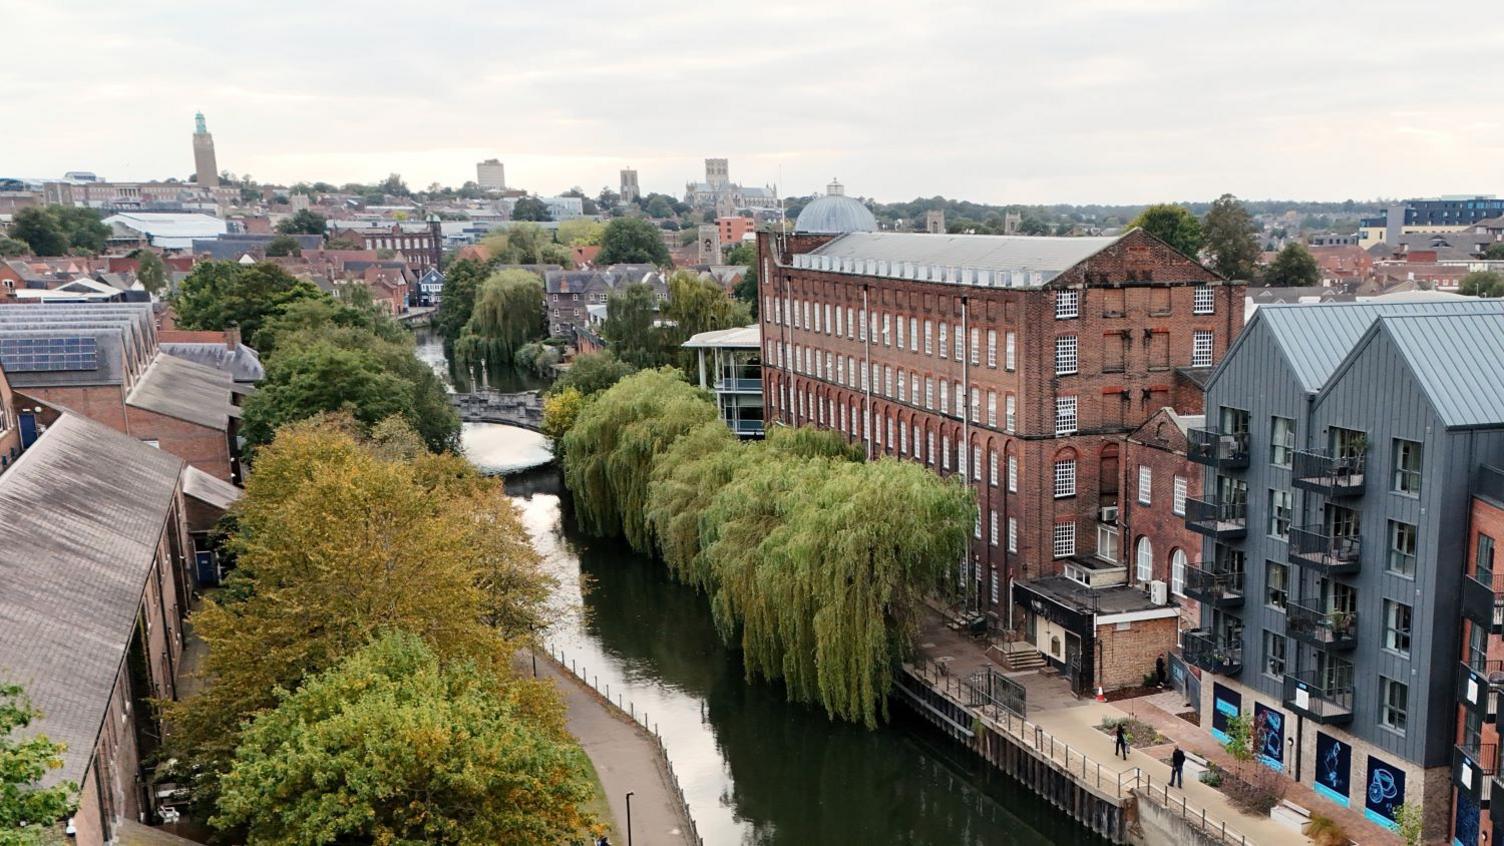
[
  {"x1": 1288, "y1": 525, "x2": 1362, "y2": 574},
  {"x1": 1292, "y1": 448, "x2": 1367, "y2": 497},
  {"x1": 1282, "y1": 670, "x2": 1354, "y2": 724},
  {"x1": 1188, "y1": 428, "x2": 1250, "y2": 469},
  {"x1": 1182, "y1": 629, "x2": 1243, "y2": 676},
  {"x1": 1185, "y1": 497, "x2": 1248, "y2": 539},
  {"x1": 1286, "y1": 600, "x2": 1358, "y2": 649},
  {"x1": 1463, "y1": 566, "x2": 1504, "y2": 630},
  {"x1": 1183, "y1": 563, "x2": 1245, "y2": 607}
]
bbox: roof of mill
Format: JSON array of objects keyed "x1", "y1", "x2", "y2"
[
  {"x1": 0, "y1": 414, "x2": 185, "y2": 788},
  {"x1": 1249, "y1": 300, "x2": 1504, "y2": 392},
  {"x1": 682, "y1": 324, "x2": 761, "y2": 349},
  {"x1": 809, "y1": 231, "x2": 1120, "y2": 274},
  {"x1": 182, "y1": 464, "x2": 243, "y2": 511},
  {"x1": 794, "y1": 194, "x2": 878, "y2": 234},
  {"x1": 125, "y1": 353, "x2": 238, "y2": 430},
  {"x1": 158, "y1": 341, "x2": 264, "y2": 383},
  {"x1": 1354, "y1": 313, "x2": 1504, "y2": 429}
]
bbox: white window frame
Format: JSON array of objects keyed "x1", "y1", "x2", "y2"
[
  {"x1": 924, "y1": 320, "x2": 933, "y2": 355},
  {"x1": 1193, "y1": 285, "x2": 1214, "y2": 315},
  {"x1": 1137, "y1": 465, "x2": 1152, "y2": 505},
  {"x1": 987, "y1": 329, "x2": 997, "y2": 368},
  {"x1": 989, "y1": 511, "x2": 999, "y2": 548},
  {"x1": 1008, "y1": 517, "x2": 1019, "y2": 552},
  {"x1": 1056, "y1": 289, "x2": 1080, "y2": 319},
  {"x1": 1053, "y1": 459, "x2": 1077, "y2": 498},
  {"x1": 1005, "y1": 331, "x2": 1016, "y2": 371},
  {"x1": 1171, "y1": 549, "x2": 1187, "y2": 596},
  {"x1": 1172, "y1": 476, "x2": 1187, "y2": 516},
  {"x1": 1135, "y1": 536, "x2": 1153, "y2": 584},
  {"x1": 1055, "y1": 396, "x2": 1078, "y2": 436},
  {"x1": 987, "y1": 391, "x2": 997, "y2": 427},
  {"x1": 938, "y1": 322, "x2": 948, "y2": 359},
  {"x1": 1053, "y1": 522, "x2": 1076, "y2": 558},
  {"x1": 1007, "y1": 455, "x2": 1018, "y2": 492},
  {"x1": 1192, "y1": 330, "x2": 1214, "y2": 368},
  {"x1": 1055, "y1": 335, "x2": 1079, "y2": 376},
  {"x1": 1006, "y1": 394, "x2": 1016, "y2": 433}
]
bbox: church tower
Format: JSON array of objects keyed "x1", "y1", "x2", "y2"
[{"x1": 193, "y1": 112, "x2": 220, "y2": 188}]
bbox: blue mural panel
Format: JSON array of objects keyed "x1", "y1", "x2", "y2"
[
  {"x1": 1254, "y1": 702, "x2": 1284, "y2": 771},
  {"x1": 1313, "y1": 731, "x2": 1350, "y2": 807},
  {"x1": 1210, "y1": 682, "x2": 1241, "y2": 743},
  {"x1": 1454, "y1": 788, "x2": 1479, "y2": 846},
  {"x1": 1363, "y1": 754, "x2": 1406, "y2": 831}
]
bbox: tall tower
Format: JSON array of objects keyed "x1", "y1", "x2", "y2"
[
  {"x1": 192, "y1": 112, "x2": 219, "y2": 188},
  {"x1": 476, "y1": 158, "x2": 506, "y2": 191},
  {"x1": 705, "y1": 158, "x2": 729, "y2": 189},
  {"x1": 620, "y1": 168, "x2": 640, "y2": 204}
]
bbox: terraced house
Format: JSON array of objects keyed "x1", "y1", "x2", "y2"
[
  {"x1": 757, "y1": 198, "x2": 1243, "y2": 695},
  {"x1": 1183, "y1": 300, "x2": 1504, "y2": 841}
]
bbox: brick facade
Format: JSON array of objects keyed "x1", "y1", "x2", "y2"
[
  {"x1": 757, "y1": 229, "x2": 1243, "y2": 622},
  {"x1": 1097, "y1": 614, "x2": 1179, "y2": 689},
  {"x1": 18, "y1": 386, "x2": 236, "y2": 481},
  {"x1": 1454, "y1": 491, "x2": 1504, "y2": 845},
  {"x1": 1121, "y1": 408, "x2": 1206, "y2": 630}
]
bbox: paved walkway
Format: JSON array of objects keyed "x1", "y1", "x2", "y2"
[{"x1": 536, "y1": 655, "x2": 694, "y2": 845}]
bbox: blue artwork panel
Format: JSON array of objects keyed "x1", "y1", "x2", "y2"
[
  {"x1": 1313, "y1": 731, "x2": 1350, "y2": 807},
  {"x1": 1210, "y1": 683, "x2": 1241, "y2": 743},
  {"x1": 1454, "y1": 788, "x2": 1479, "y2": 846},
  {"x1": 1363, "y1": 754, "x2": 1406, "y2": 831},
  {"x1": 1254, "y1": 703, "x2": 1283, "y2": 771}
]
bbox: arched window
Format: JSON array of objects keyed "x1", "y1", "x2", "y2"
[
  {"x1": 1171, "y1": 548, "x2": 1187, "y2": 596},
  {"x1": 1136, "y1": 537, "x2": 1154, "y2": 584}
]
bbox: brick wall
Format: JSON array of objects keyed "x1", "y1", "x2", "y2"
[
  {"x1": 1454, "y1": 494, "x2": 1504, "y2": 844},
  {"x1": 1121, "y1": 409, "x2": 1206, "y2": 631},
  {"x1": 1097, "y1": 615, "x2": 1179, "y2": 689}
]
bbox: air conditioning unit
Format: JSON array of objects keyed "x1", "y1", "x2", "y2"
[
  {"x1": 1149, "y1": 580, "x2": 1169, "y2": 606},
  {"x1": 1099, "y1": 505, "x2": 1118, "y2": 523}
]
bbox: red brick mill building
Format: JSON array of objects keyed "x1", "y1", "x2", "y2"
[{"x1": 756, "y1": 193, "x2": 1243, "y2": 694}]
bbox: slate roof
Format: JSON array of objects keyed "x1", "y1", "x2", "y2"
[
  {"x1": 809, "y1": 232, "x2": 1120, "y2": 276},
  {"x1": 183, "y1": 464, "x2": 242, "y2": 511},
  {"x1": 125, "y1": 353, "x2": 239, "y2": 430},
  {"x1": 0, "y1": 413, "x2": 184, "y2": 788},
  {"x1": 1361, "y1": 313, "x2": 1504, "y2": 429},
  {"x1": 1249, "y1": 300, "x2": 1504, "y2": 392},
  {"x1": 157, "y1": 341, "x2": 264, "y2": 383}
]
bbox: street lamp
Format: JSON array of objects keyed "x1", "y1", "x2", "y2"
[{"x1": 625, "y1": 791, "x2": 635, "y2": 846}]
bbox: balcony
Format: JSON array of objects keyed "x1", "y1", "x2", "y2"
[
  {"x1": 715, "y1": 376, "x2": 763, "y2": 394},
  {"x1": 1288, "y1": 526, "x2": 1361, "y2": 574},
  {"x1": 1185, "y1": 497, "x2": 1247, "y2": 539},
  {"x1": 1182, "y1": 629, "x2": 1243, "y2": 676},
  {"x1": 1292, "y1": 448, "x2": 1367, "y2": 497},
  {"x1": 730, "y1": 419, "x2": 765, "y2": 437},
  {"x1": 1182, "y1": 563, "x2": 1244, "y2": 608},
  {"x1": 1187, "y1": 428, "x2": 1250, "y2": 470},
  {"x1": 1457, "y1": 660, "x2": 1504, "y2": 712},
  {"x1": 1454, "y1": 741, "x2": 1496, "y2": 801},
  {"x1": 1286, "y1": 600, "x2": 1358, "y2": 650},
  {"x1": 1282, "y1": 670, "x2": 1354, "y2": 724},
  {"x1": 1462, "y1": 568, "x2": 1504, "y2": 632}
]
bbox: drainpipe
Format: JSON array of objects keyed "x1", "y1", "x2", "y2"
[
  {"x1": 862, "y1": 285, "x2": 872, "y2": 461},
  {"x1": 961, "y1": 296, "x2": 974, "y2": 613}
]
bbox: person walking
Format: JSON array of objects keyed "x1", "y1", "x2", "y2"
[
  {"x1": 1114, "y1": 723, "x2": 1129, "y2": 760},
  {"x1": 1155, "y1": 654, "x2": 1167, "y2": 687},
  {"x1": 1170, "y1": 746, "x2": 1186, "y2": 788}
]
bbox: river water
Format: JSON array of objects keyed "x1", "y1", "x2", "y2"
[{"x1": 416, "y1": 329, "x2": 1101, "y2": 845}]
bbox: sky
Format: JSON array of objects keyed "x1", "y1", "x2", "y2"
[{"x1": 2, "y1": 0, "x2": 1501, "y2": 206}]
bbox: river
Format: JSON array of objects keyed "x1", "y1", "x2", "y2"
[{"x1": 416, "y1": 329, "x2": 1102, "y2": 845}]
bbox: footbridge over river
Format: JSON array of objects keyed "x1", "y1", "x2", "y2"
[{"x1": 451, "y1": 390, "x2": 544, "y2": 431}]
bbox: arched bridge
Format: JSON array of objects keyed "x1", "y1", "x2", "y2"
[{"x1": 451, "y1": 390, "x2": 544, "y2": 431}]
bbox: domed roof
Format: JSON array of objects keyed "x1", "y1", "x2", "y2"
[{"x1": 794, "y1": 179, "x2": 877, "y2": 234}]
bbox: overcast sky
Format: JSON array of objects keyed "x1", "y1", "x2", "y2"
[{"x1": 3, "y1": 0, "x2": 1500, "y2": 206}]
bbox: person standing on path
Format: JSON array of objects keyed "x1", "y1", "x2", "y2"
[
  {"x1": 1170, "y1": 746, "x2": 1185, "y2": 788},
  {"x1": 1114, "y1": 723, "x2": 1129, "y2": 760}
]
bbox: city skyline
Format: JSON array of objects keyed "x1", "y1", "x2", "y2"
[{"x1": 2, "y1": 1, "x2": 1501, "y2": 205}]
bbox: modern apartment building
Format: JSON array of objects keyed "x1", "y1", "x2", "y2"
[
  {"x1": 683, "y1": 324, "x2": 763, "y2": 437},
  {"x1": 1186, "y1": 301, "x2": 1504, "y2": 840},
  {"x1": 757, "y1": 213, "x2": 1244, "y2": 693},
  {"x1": 1455, "y1": 465, "x2": 1504, "y2": 846}
]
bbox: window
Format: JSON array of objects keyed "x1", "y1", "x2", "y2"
[
  {"x1": 847, "y1": 307, "x2": 855, "y2": 339},
  {"x1": 909, "y1": 317, "x2": 918, "y2": 352},
  {"x1": 1005, "y1": 332, "x2": 1016, "y2": 370},
  {"x1": 1271, "y1": 416, "x2": 1294, "y2": 468},
  {"x1": 1172, "y1": 476, "x2": 1187, "y2": 516},
  {"x1": 972, "y1": 445, "x2": 982, "y2": 480},
  {"x1": 939, "y1": 381, "x2": 948, "y2": 414},
  {"x1": 896, "y1": 316, "x2": 904, "y2": 349},
  {"x1": 941, "y1": 435, "x2": 950, "y2": 470},
  {"x1": 1137, "y1": 465, "x2": 1152, "y2": 505},
  {"x1": 1393, "y1": 439, "x2": 1422, "y2": 495},
  {"x1": 884, "y1": 366, "x2": 893, "y2": 397},
  {"x1": 1053, "y1": 459, "x2": 1077, "y2": 498},
  {"x1": 1387, "y1": 520, "x2": 1417, "y2": 577},
  {"x1": 1477, "y1": 532, "x2": 1497, "y2": 583},
  {"x1": 1007, "y1": 455, "x2": 1018, "y2": 492},
  {"x1": 1266, "y1": 560, "x2": 1288, "y2": 610},
  {"x1": 1055, "y1": 396, "x2": 1078, "y2": 435},
  {"x1": 900, "y1": 421, "x2": 908, "y2": 455},
  {"x1": 1191, "y1": 330, "x2": 1214, "y2": 368},
  {"x1": 925, "y1": 377, "x2": 934, "y2": 409},
  {"x1": 1171, "y1": 549, "x2": 1187, "y2": 596},
  {"x1": 987, "y1": 391, "x2": 997, "y2": 427},
  {"x1": 1193, "y1": 285, "x2": 1215, "y2": 315},
  {"x1": 1053, "y1": 522, "x2": 1076, "y2": 558},
  {"x1": 1135, "y1": 537, "x2": 1153, "y2": 583},
  {"x1": 897, "y1": 369, "x2": 906, "y2": 402},
  {"x1": 970, "y1": 388, "x2": 980, "y2": 423},
  {"x1": 954, "y1": 381, "x2": 964, "y2": 417},
  {"x1": 958, "y1": 444, "x2": 968, "y2": 479},
  {"x1": 1380, "y1": 676, "x2": 1408, "y2": 734},
  {"x1": 1055, "y1": 336, "x2": 1079, "y2": 375},
  {"x1": 1383, "y1": 600, "x2": 1412, "y2": 657},
  {"x1": 883, "y1": 313, "x2": 891, "y2": 346},
  {"x1": 924, "y1": 320, "x2": 933, "y2": 354},
  {"x1": 1056, "y1": 290, "x2": 1080, "y2": 319},
  {"x1": 954, "y1": 324, "x2": 964, "y2": 360},
  {"x1": 1269, "y1": 489, "x2": 1291, "y2": 539},
  {"x1": 989, "y1": 510, "x2": 999, "y2": 547},
  {"x1": 938, "y1": 323, "x2": 948, "y2": 358},
  {"x1": 1263, "y1": 632, "x2": 1286, "y2": 678},
  {"x1": 1005, "y1": 394, "x2": 1016, "y2": 432},
  {"x1": 1097, "y1": 524, "x2": 1120, "y2": 563},
  {"x1": 987, "y1": 330, "x2": 997, "y2": 367},
  {"x1": 989, "y1": 450, "x2": 999, "y2": 486},
  {"x1": 969, "y1": 327, "x2": 980, "y2": 365},
  {"x1": 927, "y1": 431, "x2": 935, "y2": 465},
  {"x1": 990, "y1": 568, "x2": 999, "y2": 604},
  {"x1": 975, "y1": 511, "x2": 982, "y2": 539},
  {"x1": 835, "y1": 307, "x2": 843, "y2": 336},
  {"x1": 1008, "y1": 517, "x2": 1019, "y2": 552}
]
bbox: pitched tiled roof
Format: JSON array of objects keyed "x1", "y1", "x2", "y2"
[
  {"x1": 126, "y1": 353, "x2": 238, "y2": 430},
  {"x1": 0, "y1": 414, "x2": 184, "y2": 788}
]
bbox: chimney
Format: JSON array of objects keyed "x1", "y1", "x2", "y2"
[{"x1": 225, "y1": 325, "x2": 241, "y2": 350}]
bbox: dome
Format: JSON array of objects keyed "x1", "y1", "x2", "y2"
[{"x1": 794, "y1": 179, "x2": 877, "y2": 234}]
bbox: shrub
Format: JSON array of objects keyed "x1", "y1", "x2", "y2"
[{"x1": 1307, "y1": 813, "x2": 1349, "y2": 846}]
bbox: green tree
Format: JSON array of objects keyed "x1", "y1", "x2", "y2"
[
  {"x1": 600, "y1": 281, "x2": 671, "y2": 368},
  {"x1": 213, "y1": 631, "x2": 593, "y2": 846},
  {"x1": 1128, "y1": 204, "x2": 1203, "y2": 258},
  {"x1": 8, "y1": 207, "x2": 68, "y2": 256},
  {"x1": 556, "y1": 218, "x2": 605, "y2": 246},
  {"x1": 135, "y1": 250, "x2": 168, "y2": 294},
  {"x1": 264, "y1": 234, "x2": 301, "y2": 257},
  {"x1": 379, "y1": 173, "x2": 410, "y2": 197},
  {"x1": 0, "y1": 237, "x2": 29, "y2": 257},
  {"x1": 644, "y1": 195, "x2": 674, "y2": 218},
  {"x1": 724, "y1": 242, "x2": 759, "y2": 316},
  {"x1": 548, "y1": 350, "x2": 636, "y2": 397},
  {"x1": 511, "y1": 197, "x2": 553, "y2": 221},
  {"x1": 275, "y1": 208, "x2": 327, "y2": 235},
  {"x1": 165, "y1": 420, "x2": 551, "y2": 801},
  {"x1": 52, "y1": 207, "x2": 110, "y2": 253},
  {"x1": 541, "y1": 386, "x2": 584, "y2": 443},
  {"x1": 1392, "y1": 801, "x2": 1423, "y2": 846},
  {"x1": 0, "y1": 683, "x2": 77, "y2": 845},
  {"x1": 597, "y1": 217, "x2": 670, "y2": 266},
  {"x1": 1461, "y1": 270, "x2": 1504, "y2": 297},
  {"x1": 241, "y1": 343, "x2": 415, "y2": 447},
  {"x1": 1263, "y1": 242, "x2": 1321, "y2": 287},
  {"x1": 500, "y1": 223, "x2": 571, "y2": 265},
  {"x1": 434, "y1": 257, "x2": 491, "y2": 343},
  {"x1": 171, "y1": 260, "x2": 324, "y2": 342},
  {"x1": 454, "y1": 269, "x2": 546, "y2": 377},
  {"x1": 1201, "y1": 194, "x2": 1260, "y2": 280},
  {"x1": 1484, "y1": 242, "x2": 1504, "y2": 260}
]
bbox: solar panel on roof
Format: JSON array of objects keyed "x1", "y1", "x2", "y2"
[{"x1": 0, "y1": 336, "x2": 99, "y2": 372}]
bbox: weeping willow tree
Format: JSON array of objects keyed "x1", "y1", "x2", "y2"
[
  {"x1": 645, "y1": 420, "x2": 747, "y2": 586},
  {"x1": 454, "y1": 269, "x2": 545, "y2": 380},
  {"x1": 560, "y1": 369, "x2": 718, "y2": 551}
]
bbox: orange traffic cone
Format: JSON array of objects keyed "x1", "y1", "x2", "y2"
[{"x1": 1095, "y1": 686, "x2": 1106, "y2": 702}]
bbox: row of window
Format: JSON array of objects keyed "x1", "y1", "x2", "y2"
[
  {"x1": 1218, "y1": 409, "x2": 1425, "y2": 496},
  {"x1": 766, "y1": 297, "x2": 1020, "y2": 370},
  {"x1": 1259, "y1": 632, "x2": 1410, "y2": 734},
  {"x1": 1054, "y1": 286, "x2": 1218, "y2": 319},
  {"x1": 1050, "y1": 329, "x2": 1214, "y2": 375}
]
